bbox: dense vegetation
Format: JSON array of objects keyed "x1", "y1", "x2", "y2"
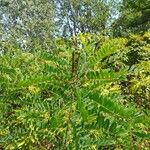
[{"x1": 0, "y1": 0, "x2": 150, "y2": 149}]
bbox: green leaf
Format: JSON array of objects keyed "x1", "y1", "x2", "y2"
[
  {"x1": 134, "y1": 132, "x2": 150, "y2": 139},
  {"x1": 76, "y1": 90, "x2": 89, "y2": 122}
]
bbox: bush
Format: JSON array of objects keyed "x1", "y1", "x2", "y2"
[{"x1": 0, "y1": 35, "x2": 150, "y2": 149}]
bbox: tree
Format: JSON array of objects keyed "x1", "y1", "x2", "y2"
[
  {"x1": 0, "y1": 0, "x2": 55, "y2": 51},
  {"x1": 1, "y1": 34, "x2": 150, "y2": 149},
  {"x1": 53, "y1": 0, "x2": 110, "y2": 37},
  {"x1": 112, "y1": 0, "x2": 150, "y2": 37}
]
